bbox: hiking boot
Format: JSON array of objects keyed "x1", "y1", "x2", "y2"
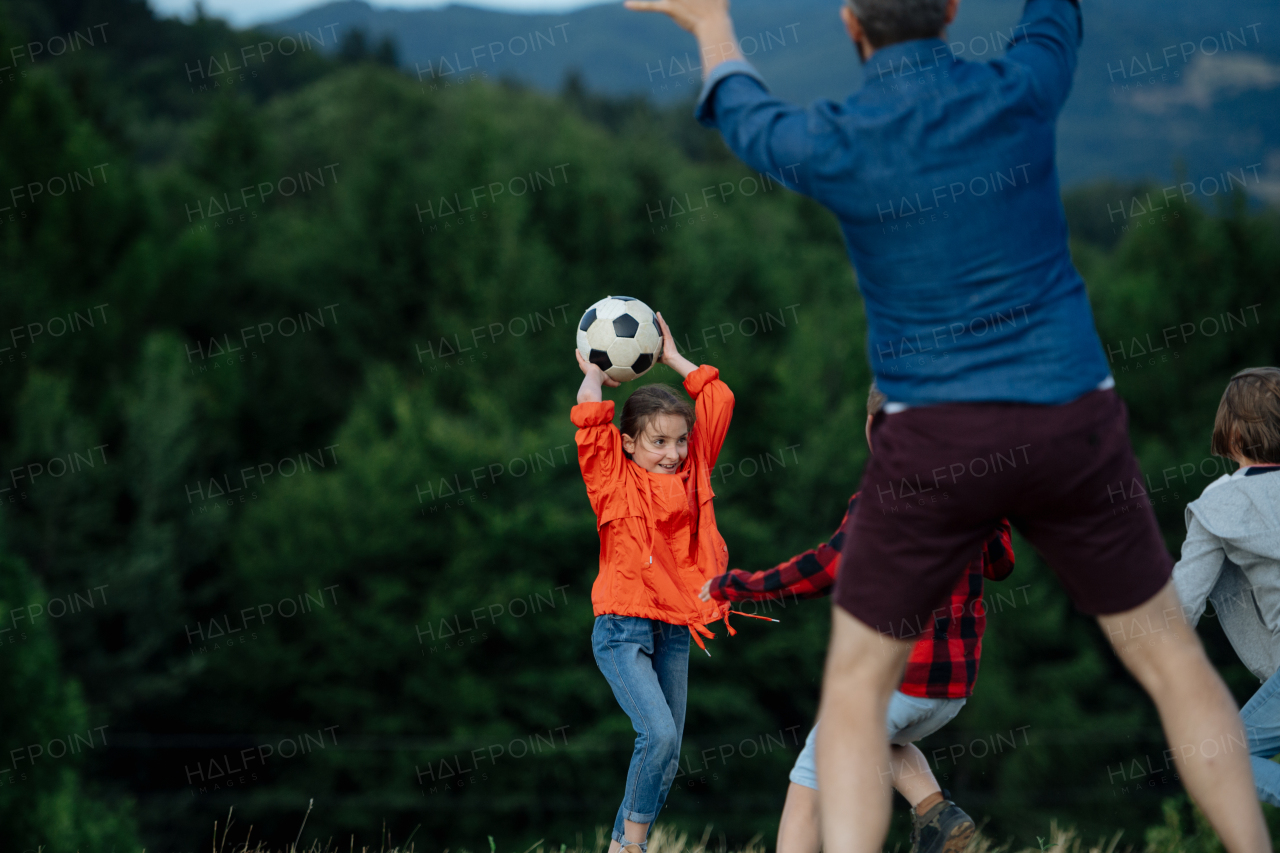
[{"x1": 910, "y1": 799, "x2": 976, "y2": 853}]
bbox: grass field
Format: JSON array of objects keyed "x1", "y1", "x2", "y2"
[{"x1": 197, "y1": 797, "x2": 1266, "y2": 853}]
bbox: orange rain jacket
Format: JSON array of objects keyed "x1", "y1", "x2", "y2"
[{"x1": 571, "y1": 365, "x2": 735, "y2": 650}]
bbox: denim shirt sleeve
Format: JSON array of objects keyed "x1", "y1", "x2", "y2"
[
  {"x1": 693, "y1": 59, "x2": 764, "y2": 122},
  {"x1": 1004, "y1": 0, "x2": 1083, "y2": 118},
  {"x1": 692, "y1": 59, "x2": 813, "y2": 194}
]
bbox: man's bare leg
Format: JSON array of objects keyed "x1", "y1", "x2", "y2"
[
  {"x1": 777, "y1": 782, "x2": 821, "y2": 853},
  {"x1": 816, "y1": 606, "x2": 914, "y2": 853},
  {"x1": 1101, "y1": 581, "x2": 1270, "y2": 852}
]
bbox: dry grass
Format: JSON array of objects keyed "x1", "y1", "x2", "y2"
[
  {"x1": 967, "y1": 822, "x2": 1130, "y2": 853},
  {"x1": 203, "y1": 824, "x2": 1173, "y2": 853},
  {"x1": 204, "y1": 823, "x2": 768, "y2": 853},
  {"x1": 202, "y1": 806, "x2": 1217, "y2": 853}
]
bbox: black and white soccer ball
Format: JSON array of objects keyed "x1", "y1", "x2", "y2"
[{"x1": 576, "y1": 296, "x2": 663, "y2": 383}]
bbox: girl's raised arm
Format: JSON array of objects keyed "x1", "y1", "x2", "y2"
[
  {"x1": 655, "y1": 314, "x2": 734, "y2": 467},
  {"x1": 572, "y1": 350, "x2": 626, "y2": 504},
  {"x1": 576, "y1": 349, "x2": 619, "y2": 402}
]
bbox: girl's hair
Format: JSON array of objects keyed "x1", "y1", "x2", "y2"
[
  {"x1": 620, "y1": 384, "x2": 695, "y2": 441},
  {"x1": 1211, "y1": 367, "x2": 1280, "y2": 463},
  {"x1": 867, "y1": 381, "x2": 887, "y2": 417}
]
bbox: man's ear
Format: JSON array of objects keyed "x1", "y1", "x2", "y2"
[
  {"x1": 944, "y1": 0, "x2": 960, "y2": 28},
  {"x1": 840, "y1": 5, "x2": 861, "y2": 46}
]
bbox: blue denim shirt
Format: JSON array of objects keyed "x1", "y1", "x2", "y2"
[{"x1": 694, "y1": 0, "x2": 1110, "y2": 406}]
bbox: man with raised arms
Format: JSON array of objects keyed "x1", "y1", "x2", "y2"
[{"x1": 625, "y1": 0, "x2": 1270, "y2": 849}]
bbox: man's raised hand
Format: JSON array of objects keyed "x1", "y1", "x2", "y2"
[{"x1": 623, "y1": 0, "x2": 730, "y2": 36}]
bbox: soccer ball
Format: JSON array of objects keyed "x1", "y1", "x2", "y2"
[{"x1": 576, "y1": 296, "x2": 663, "y2": 383}]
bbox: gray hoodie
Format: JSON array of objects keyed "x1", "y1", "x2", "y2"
[{"x1": 1171, "y1": 465, "x2": 1280, "y2": 682}]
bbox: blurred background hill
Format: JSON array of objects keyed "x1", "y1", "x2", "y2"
[
  {"x1": 0, "y1": 0, "x2": 1278, "y2": 850},
  {"x1": 266, "y1": 0, "x2": 1280, "y2": 189}
]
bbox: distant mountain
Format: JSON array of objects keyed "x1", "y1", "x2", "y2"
[{"x1": 266, "y1": 0, "x2": 1280, "y2": 191}]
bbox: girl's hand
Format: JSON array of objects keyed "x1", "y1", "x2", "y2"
[
  {"x1": 576, "y1": 350, "x2": 619, "y2": 404},
  {"x1": 655, "y1": 312, "x2": 697, "y2": 380},
  {"x1": 576, "y1": 349, "x2": 620, "y2": 386},
  {"x1": 698, "y1": 578, "x2": 714, "y2": 601}
]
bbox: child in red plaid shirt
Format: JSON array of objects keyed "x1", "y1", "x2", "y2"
[{"x1": 699, "y1": 385, "x2": 1013, "y2": 853}]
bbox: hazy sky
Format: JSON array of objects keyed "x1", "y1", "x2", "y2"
[{"x1": 150, "y1": 0, "x2": 608, "y2": 27}]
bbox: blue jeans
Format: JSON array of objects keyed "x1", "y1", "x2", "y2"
[
  {"x1": 1242, "y1": 667, "x2": 1280, "y2": 807},
  {"x1": 592, "y1": 614, "x2": 689, "y2": 844}
]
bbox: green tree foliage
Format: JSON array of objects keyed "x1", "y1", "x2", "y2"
[
  {"x1": 0, "y1": 539, "x2": 138, "y2": 850},
  {"x1": 1, "y1": 0, "x2": 1278, "y2": 849}
]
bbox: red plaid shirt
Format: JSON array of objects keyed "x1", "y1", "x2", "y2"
[{"x1": 709, "y1": 494, "x2": 1014, "y2": 699}]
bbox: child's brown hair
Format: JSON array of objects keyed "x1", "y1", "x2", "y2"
[
  {"x1": 620, "y1": 384, "x2": 695, "y2": 442},
  {"x1": 1210, "y1": 367, "x2": 1280, "y2": 464}
]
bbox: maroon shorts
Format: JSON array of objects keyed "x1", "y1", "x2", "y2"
[{"x1": 834, "y1": 389, "x2": 1172, "y2": 638}]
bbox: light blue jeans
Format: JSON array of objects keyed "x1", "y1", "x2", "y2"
[
  {"x1": 789, "y1": 691, "x2": 966, "y2": 789},
  {"x1": 1242, "y1": 667, "x2": 1280, "y2": 807},
  {"x1": 592, "y1": 614, "x2": 690, "y2": 844}
]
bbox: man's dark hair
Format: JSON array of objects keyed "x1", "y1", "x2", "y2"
[{"x1": 845, "y1": 0, "x2": 951, "y2": 49}]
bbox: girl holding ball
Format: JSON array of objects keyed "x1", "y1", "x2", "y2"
[{"x1": 572, "y1": 311, "x2": 736, "y2": 853}]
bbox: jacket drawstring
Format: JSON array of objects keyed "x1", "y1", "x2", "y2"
[
  {"x1": 729, "y1": 610, "x2": 780, "y2": 624},
  {"x1": 688, "y1": 622, "x2": 716, "y2": 656},
  {"x1": 687, "y1": 611, "x2": 776, "y2": 655}
]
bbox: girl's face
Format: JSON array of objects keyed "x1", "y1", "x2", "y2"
[{"x1": 622, "y1": 413, "x2": 690, "y2": 475}]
